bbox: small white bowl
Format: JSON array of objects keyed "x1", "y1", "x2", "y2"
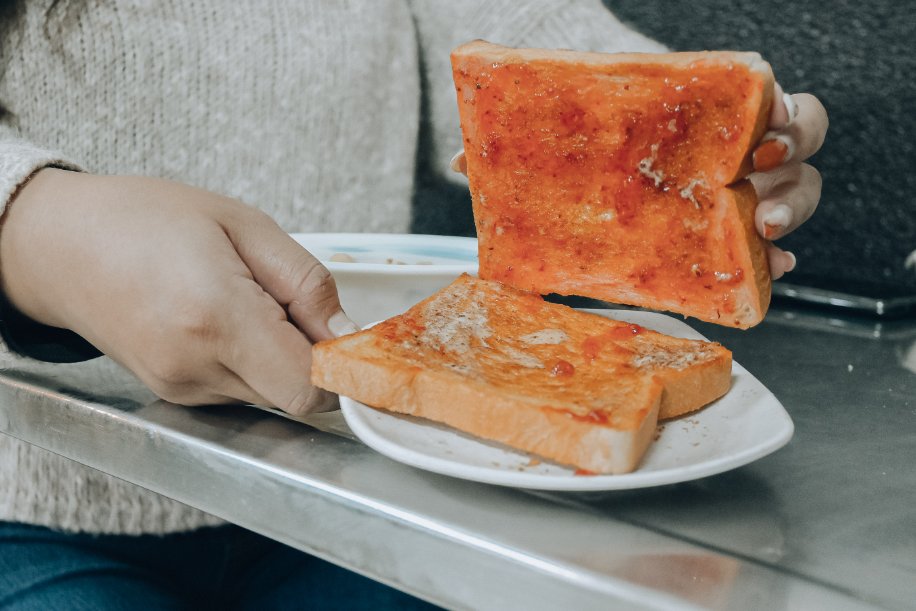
[{"x1": 291, "y1": 233, "x2": 478, "y2": 326}]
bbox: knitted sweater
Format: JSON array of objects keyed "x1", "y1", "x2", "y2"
[{"x1": 0, "y1": 0, "x2": 664, "y2": 535}]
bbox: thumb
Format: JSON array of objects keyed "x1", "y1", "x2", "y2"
[{"x1": 223, "y1": 207, "x2": 358, "y2": 342}]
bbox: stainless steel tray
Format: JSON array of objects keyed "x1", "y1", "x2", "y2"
[{"x1": 772, "y1": 282, "x2": 916, "y2": 317}]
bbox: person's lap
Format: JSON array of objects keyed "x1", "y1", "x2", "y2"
[{"x1": 0, "y1": 521, "x2": 437, "y2": 610}]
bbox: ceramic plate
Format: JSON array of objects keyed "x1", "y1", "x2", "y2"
[
  {"x1": 339, "y1": 309, "x2": 794, "y2": 491},
  {"x1": 291, "y1": 233, "x2": 478, "y2": 273},
  {"x1": 291, "y1": 233, "x2": 478, "y2": 326}
]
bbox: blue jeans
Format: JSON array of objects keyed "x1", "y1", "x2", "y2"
[{"x1": 0, "y1": 521, "x2": 438, "y2": 610}]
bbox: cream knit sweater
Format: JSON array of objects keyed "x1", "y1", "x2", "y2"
[{"x1": 0, "y1": 0, "x2": 664, "y2": 534}]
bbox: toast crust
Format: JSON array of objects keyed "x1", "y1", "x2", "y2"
[
  {"x1": 452, "y1": 41, "x2": 774, "y2": 328},
  {"x1": 312, "y1": 275, "x2": 732, "y2": 473}
]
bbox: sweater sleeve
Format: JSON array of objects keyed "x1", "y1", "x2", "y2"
[
  {"x1": 407, "y1": 0, "x2": 669, "y2": 184},
  {"x1": 0, "y1": 130, "x2": 102, "y2": 362},
  {"x1": 0, "y1": 133, "x2": 81, "y2": 219}
]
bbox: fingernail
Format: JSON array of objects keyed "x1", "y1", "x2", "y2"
[
  {"x1": 753, "y1": 134, "x2": 793, "y2": 172},
  {"x1": 905, "y1": 249, "x2": 916, "y2": 270},
  {"x1": 784, "y1": 251, "x2": 797, "y2": 273},
  {"x1": 449, "y1": 150, "x2": 467, "y2": 174},
  {"x1": 762, "y1": 204, "x2": 793, "y2": 239},
  {"x1": 782, "y1": 92, "x2": 798, "y2": 125},
  {"x1": 328, "y1": 310, "x2": 360, "y2": 337}
]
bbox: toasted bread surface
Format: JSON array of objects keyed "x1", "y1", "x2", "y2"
[
  {"x1": 451, "y1": 41, "x2": 773, "y2": 328},
  {"x1": 312, "y1": 274, "x2": 732, "y2": 474}
]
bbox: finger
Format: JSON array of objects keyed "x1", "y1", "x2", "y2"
[
  {"x1": 206, "y1": 378, "x2": 337, "y2": 414},
  {"x1": 223, "y1": 208, "x2": 357, "y2": 342},
  {"x1": 766, "y1": 243, "x2": 797, "y2": 281},
  {"x1": 449, "y1": 150, "x2": 468, "y2": 175},
  {"x1": 144, "y1": 382, "x2": 256, "y2": 408},
  {"x1": 127, "y1": 350, "x2": 272, "y2": 407},
  {"x1": 749, "y1": 162, "x2": 822, "y2": 239},
  {"x1": 768, "y1": 83, "x2": 794, "y2": 129},
  {"x1": 753, "y1": 93, "x2": 828, "y2": 171},
  {"x1": 212, "y1": 365, "x2": 273, "y2": 407},
  {"x1": 162, "y1": 391, "x2": 239, "y2": 407},
  {"x1": 219, "y1": 282, "x2": 336, "y2": 416}
]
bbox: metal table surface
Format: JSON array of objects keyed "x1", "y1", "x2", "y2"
[{"x1": 0, "y1": 304, "x2": 912, "y2": 610}]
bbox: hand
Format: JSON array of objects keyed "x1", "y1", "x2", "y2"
[
  {"x1": 0, "y1": 169, "x2": 359, "y2": 415},
  {"x1": 749, "y1": 84, "x2": 828, "y2": 279}
]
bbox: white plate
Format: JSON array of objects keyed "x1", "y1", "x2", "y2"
[
  {"x1": 291, "y1": 233, "x2": 477, "y2": 326},
  {"x1": 291, "y1": 233, "x2": 478, "y2": 272},
  {"x1": 339, "y1": 309, "x2": 794, "y2": 491}
]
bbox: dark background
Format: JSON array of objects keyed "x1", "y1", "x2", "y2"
[{"x1": 605, "y1": 0, "x2": 916, "y2": 298}]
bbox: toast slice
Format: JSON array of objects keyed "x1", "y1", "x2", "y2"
[
  {"x1": 451, "y1": 41, "x2": 774, "y2": 328},
  {"x1": 311, "y1": 274, "x2": 732, "y2": 474}
]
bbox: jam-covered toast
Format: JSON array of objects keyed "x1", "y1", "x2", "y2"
[
  {"x1": 311, "y1": 275, "x2": 731, "y2": 474},
  {"x1": 452, "y1": 41, "x2": 774, "y2": 328}
]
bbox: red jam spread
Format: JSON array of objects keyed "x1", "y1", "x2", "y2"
[{"x1": 454, "y1": 51, "x2": 768, "y2": 326}]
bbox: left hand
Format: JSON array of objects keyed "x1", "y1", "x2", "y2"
[{"x1": 0, "y1": 170, "x2": 357, "y2": 415}]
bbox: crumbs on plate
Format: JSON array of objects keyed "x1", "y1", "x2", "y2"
[{"x1": 329, "y1": 252, "x2": 433, "y2": 265}]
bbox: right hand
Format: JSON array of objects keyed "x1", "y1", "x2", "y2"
[
  {"x1": 0, "y1": 169, "x2": 358, "y2": 415},
  {"x1": 749, "y1": 84, "x2": 829, "y2": 279}
]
